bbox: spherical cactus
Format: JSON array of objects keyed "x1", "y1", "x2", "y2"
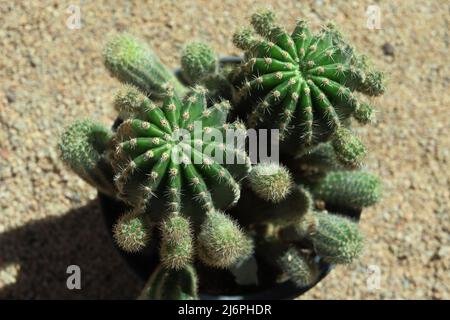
[
  {"x1": 160, "y1": 213, "x2": 193, "y2": 270},
  {"x1": 181, "y1": 41, "x2": 218, "y2": 84},
  {"x1": 311, "y1": 171, "x2": 382, "y2": 209},
  {"x1": 103, "y1": 33, "x2": 187, "y2": 99},
  {"x1": 248, "y1": 162, "x2": 293, "y2": 203},
  {"x1": 59, "y1": 119, "x2": 116, "y2": 197},
  {"x1": 197, "y1": 210, "x2": 253, "y2": 268},
  {"x1": 113, "y1": 211, "x2": 150, "y2": 252},
  {"x1": 139, "y1": 264, "x2": 198, "y2": 300},
  {"x1": 232, "y1": 10, "x2": 384, "y2": 151},
  {"x1": 111, "y1": 85, "x2": 251, "y2": 219},
  {"x1": 278, "y1": 247, "x2": 318, "y2": 287},
  {"x1": 292, "y1": 211, "x2": 364, "y2": 264}
]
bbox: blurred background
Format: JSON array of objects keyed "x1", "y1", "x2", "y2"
[{"x1": 0, "y1": 0, "x2": 448, "y2": 299}]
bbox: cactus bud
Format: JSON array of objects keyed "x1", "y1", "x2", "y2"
[
  {"x1": 332, "y1": 127, "x2": 366, "y2": 168},
  {"x1": 113, "y1": 211, "x2": 149, "y2": 252},
  {"x1": 160, "y1": 214, "x2": 193, "y2": 270},
  {"x1": 250, "y1": 9, "x2": 277, "y2": 36},
  {"x1": 232, "y1": 28, "x2": 257, "y2": 50},
  {"x1": 181, "y1": 41, "x2": 218, "y2": 84},
  {"x1": 278, "y1": 247, "x2": 318, "y2": 287},
  {"x1": 59, "y1": 119, "x2": 115, "y2": 196},
  {"x1": 103, "y1": 33, "x2": 187, "y2": 98},
  {"x1": 248, "y1": 163, "x2": 293, "y2": 203},
  {"x1": 197, "y1": 210, "x2": 253, "y2": 268},
  {"x1": 288, "y1": 211, "x2": 364, "y2": 264},
  {"x1": 311, "y1": 171, "x2": 382, "y2": 209},
  {"x1": 353, "y1": 102, "x2": 375, "y2": 124}
]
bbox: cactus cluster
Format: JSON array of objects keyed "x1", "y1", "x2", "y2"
[
  {"x1": 59, "y1": 9, "x2": 385, "y2": 299},
  {"x1": 231, "y1": 10, "x2": 385, "y2": 164}
]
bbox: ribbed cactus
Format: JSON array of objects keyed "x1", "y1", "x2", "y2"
[
  {"x1": 311, "y1": 171, "x2": 382, "y2": 209},
  {"x1": 281, "y1": 211, "x2": 364, "y2": 264},
  {"x1": 139, "y1": 264, "x2": 198, "y2": 300},
  {"x1": 232, "y1": 10, "x2": 385, "y2": 163},
  {"x1": 112, "y1": 85, "x2": 250, "y2": 216},
  {"x1": 59, "y1": 119, "x2": 116, "y2": 197},
  {"x1": 104, "y1": 33, "x2": 187, "y2": 99}
]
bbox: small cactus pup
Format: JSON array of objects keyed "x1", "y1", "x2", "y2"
[
  {"x1": 231, "y1": 10, "x2": 385, "y2": 164},
  {"x1": 180, "y1": 41, "x2": 236, "y2": 100},
  {"x1": 111, "y1": 84, "x2": 253, "y2": 270},
  {"x1": 248, "y1": 162, "x2": 294, "y2": 203},
  {"x1": 310, "y1": 170, "x2": 382, "y2": 210},
  {"x1": 59, "y1": 119, "x2": 116, "y2": 197},
  {"x1": 278, "y1": 246, "x2": 319, "y2": 287},
  {"x1": 104, "y1": 33, "x2": 187, "y2": 99},
  {"x1": 181, "y1": 41, "x2": 218, "y2": 85},
  {"x1": 139, "y1": 264, "x2": 198, "y2": 300},
  {"x1": 280, "y1": 210, "x2": 364, "y2": 264}
]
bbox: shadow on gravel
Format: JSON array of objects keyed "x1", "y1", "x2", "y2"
[{"x1": 0, "y1": 199, "x2": 142, "y2": 299}]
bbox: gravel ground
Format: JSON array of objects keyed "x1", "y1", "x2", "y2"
[{"x1": 0, "y1": 0, "x2": 448, "y2": 299}]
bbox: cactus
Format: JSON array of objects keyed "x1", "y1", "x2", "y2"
[
  {"x1": 231, "y1": 10, "x2": 384, "y2": 163},
  {"x1": 160, "y1": 213, "x2": 193, "y2": 270},
  {"x1": 103, "y1": 33, "x2": 187, "y2": 99},
  {"x1": 281, "y1": 211, "x2": 364, "y2": 264},
  {"x1": 59, "y1": 119, "x2": 116, "y2": 197},
  {"x1": 278, "y1": 247, "x2": 318, "y2": 287},
  {"x1": 59, "y1": 11, "x2": 386, "y2": 299},
  {"x1": 248, "y1": 162, "x2": 293, "y2": 203},
  {"x1": 113, "y1": 210, "x2": 150, "y2": 252},
  {"x1": 111, "y1": 85, "x2": 250, "y2": 215},
  {"x1": 139, "y1": 264, "x2": 198, "y2": 300},
  {"x1": 181, "y1": 41, "x2": 218, "y2": 85},
  {"x1": 310, "y1": 171, "x2": 382, "y2": 209},
  {"x1": 197, "y1": 210, "x2": 253, "y2": 268}
]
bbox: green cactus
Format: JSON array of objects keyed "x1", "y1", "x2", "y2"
[
  {"x1": 278, "y1": 247, "x2": 318, "y2": 287},
  {"x1": 282, "y1": 211, "x2": 364, "y2": 264},
  {"x1": 111, "y1": 85, "x2": 250, "y2": 214},
  {"x1": 59, "y1": 11, "x2": 386, "y2": 299},
  {"x1": 103, "y1": 33, "x2": 187, "y2": 99},
  {"x1": 160, "y1": 213, "x2": 193, "y2": 270},
  {"x1": 59, "y1": 119, "x2": 116, "y2": 197},
  {"x1": 231, "y1": 10, "x2": 384, "y2": 162},
  {"x1": 139, "y1": 264, "x2": 198, "y2": 300},
  {"x1": 310, "y1": 171, "x2": 382, "y2": 209},
  {"x1": 248, "y1": 162, "x2": 293, "y2": 203},
  {"x1": 197, "y1": 210, "x2": 253, "y2": 268},
  {"x1": 181, "y1": 41, "x2": 218, "y2": 85},
  {"x1": 113, "y1": 210, "x2": 150, "y2": 252}
]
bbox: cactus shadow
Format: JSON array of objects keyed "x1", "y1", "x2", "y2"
[{"x1": 0, "y1": 199, "x2": 142, "y2": 299}]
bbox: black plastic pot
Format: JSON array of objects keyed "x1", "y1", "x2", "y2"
[{"x1": 100, "y1": 57, "x2": 362, "y2": 299}]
